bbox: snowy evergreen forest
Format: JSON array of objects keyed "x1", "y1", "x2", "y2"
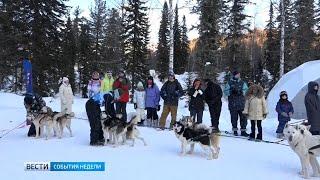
[{"x1": 1, "y1": 0, "x2": 320, "y2": 96}]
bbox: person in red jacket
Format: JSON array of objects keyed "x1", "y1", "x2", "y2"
[{"x1": 113, "y1": 70, "x2": 131, "y2": 121}]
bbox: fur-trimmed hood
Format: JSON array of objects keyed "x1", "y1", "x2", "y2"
[{"x1": 245, "y1": 84, "x2": 264, "y2": 99}]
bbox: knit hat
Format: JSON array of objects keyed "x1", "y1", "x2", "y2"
[
  {"x1": 168, "y1": 72, "x2": 175, "y2": 78},
  {"x1": 63, "y1": 77, "x2": 69, "y2": 82},
  {"x1": 137, "y1": 81, "x2": 144, "y2": 88},
  {"x1": 280, "y1": 91, "x2": 288, "y2": 97},
  {"x1": 24, "y1": 94, "x2": 34, "y2": 105},
  {"x1": 92, "y1": 71, "x2": 99, "y2": 79}
]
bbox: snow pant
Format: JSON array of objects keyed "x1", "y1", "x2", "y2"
[
  {"x1": 311, "y1": 131, "x2": 320, "y2": 135},
  {"x1": 146, "y1": 107, "x2": 158, "y2": 120},
  {"x1": 276, "y1": 120, "x2": 288, "y2": 133},
  {"x1": 208, "y1": 102, "x2": 222, "y2": 129},
  {"x1": 27, "y1": 123, "x2": 40, "y2": 137},
  {"x1": 190, "y1": 108, "x2": 203, "y2": 124},
  {"x1": 250, "y1": 120, "x2": 262, "y2": 139},
  {"x1": 230, "y1": 110, "x2": 247, "y2": 132},
  {"x1": 159, "y1": 105, "x2": 178, "y2": 128},
  {"x1": 103, "y1": 93, "x2": 116, "y2": 117},
  {"x1": 85, "y1": 99, "x2": 104, "y2": 144},
  {"x1": 115, "y1": 102, "x2": 127, "y2": 121},
  {"x1": 136, "y1": 108, "x2": 145, "y2": 121}
]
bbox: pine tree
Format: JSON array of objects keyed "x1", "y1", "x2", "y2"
[
  {"x1": 18, "y1": 0, "x2": 67, "y2": 95},
  {"x1": 264, "y1": 1, "x2": 279, "y2": 80},
  {"x1": 173, "y1": 5, "x2": 182, "y2": 74},
  {"x1": 157, "y1": 1, "x2": 169, "y2": 80},
  {"x1": 61, "y1": 16, "x2": 76, "y2": 92},
  {"x1": 103, "y1": 8, "x2": 123, "y2": 72},
  {"x1": 0, "y1": 1, "x2": 26, "y2": 91},
  {"x1": 193, "y1": 0, "x2": 227, "y2": 77},
  {"x1": 78, "y1": 21, "x2": 94, "y2": 98},
  {"x1": 226, "y1": 0, "x2": 251, "y2": 72},
  {"x1": 180, "y1": 15, "x2": 190, "y2": 74},
  {"x1": 90, "y1": 0, "x2": 107, "y2": 70},
  {"x1": 293, "y1": 0, "x2": 316, "y2": 66},
  {"x1": 123, "y1": 0, "x2": 150, "y2": 93}
]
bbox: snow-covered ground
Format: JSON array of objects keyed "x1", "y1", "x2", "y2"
[{"x1": 0, "y1": 91, "x2": 314, "y2": 180}]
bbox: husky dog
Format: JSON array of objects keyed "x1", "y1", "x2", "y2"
[
  {"x1": 100, "y1": 112, "x2": 126, "y2": 146},
  {"x1": 283, "y1": 124, "x2": 320, "y2": 178},
  {"x1": 172, "y1": 116, "x2": 220, "y2": 160},
  {"x1": 101, "y1": 112, "x2": 146, "y2": 147},
  {"x1": 26, "y1": 107, "x2": 58, "y2": 140},
  {"x1": 52, "y1": 109, "x2": 74, "y2": 138}
]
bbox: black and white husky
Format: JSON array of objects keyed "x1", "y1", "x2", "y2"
[
  {"x1": 100, "y1": 112, "x2": 146, "y2": 147},
  {"x1": 172, "y1": 116, "x2": 220, "y2": 160}
]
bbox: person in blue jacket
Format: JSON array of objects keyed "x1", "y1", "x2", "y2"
[{"x1": 275, "y1": 91, "x2": 294, "y2": 138}]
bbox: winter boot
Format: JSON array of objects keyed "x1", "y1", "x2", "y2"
[
  {"x1": 212, "y1": 126, "x2": 220, "y2": 133},
  {"x1": 241, "y1": 131, "x2": 249, "y2": 137},
  {"x1": 153, "y1": 119, "x2": 159, "y2": 128},
  {"x1": 276, "y1": 133, "x2": 284, "y2": 139},
  {"x1": 138, "y1": 119, "x2": 145, "y2": 126},
  {"x1": 90, "y1": 141, "x2": 104, "y2": 146},
  {"x1": 257, "y1": 133, "x2": 262, "y2": 140},
  {"x1": 249, "y1": 133, "x2": 255, "y2": 140},
  {"x1": 233, "y1": 131, "x2": 238, "y2": 136}
]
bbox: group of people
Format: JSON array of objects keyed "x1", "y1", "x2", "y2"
[{"x1": 22, "y1": 67, "x2": 320, "y2": 145}]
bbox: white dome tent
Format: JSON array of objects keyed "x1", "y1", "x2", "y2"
[{"x1": 267, "y1": 60, "x2": 320, "y2": 119}]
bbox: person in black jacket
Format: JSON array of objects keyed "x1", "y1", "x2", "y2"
[
  {"x1": 305, "y1": 81, "x2": 320, "y2": 135},
  {"x1": 188, "y1": 79, "x2": 204, "y2": 124},
  {"x1": 204, "y1": 79, "x2": 223, "y2": 132},
  {"x1": 24, "y1": 93, "x2": 47, "y2": 137},
  {"x1": 85, "y1": 93, "x2": 105, "y2": 146},
  {"x1": 159, "y1": 73, "x2": 184, "y2": 129}
]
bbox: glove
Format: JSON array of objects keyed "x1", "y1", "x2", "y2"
[
  {"x1": 134, "y1": 103, "x2": 137, "y2": 109},
  {"x1": 281, "y1": 112, "x2": 288, "y2": 117},
  {"x1": 198, "y1": 90, "x2": 203, "y2": 95},
  {"x1": 288, "y1": 112, "x2": 293, "y2": 117},
  {"x1": 157, "y1": 105, "x2": 161, "y2": 111},
  {"x1": 41, "y1": 106, "x2": 47, "y2": 113},
  {"x1": 193, "y1": 90, "x2": 198, "y2": 97},
  {"x1": 263, "y1": 114, "x2": 267, "y2": 119},
  {"x1": 175, "y1": 90, "x2": 180, "y2": 97}
]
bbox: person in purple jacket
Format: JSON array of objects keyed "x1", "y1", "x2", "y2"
[
  {"x1": 276, "y1": 91, "x2": 294, "y2": 138},
  {"x1": 145, "y1": 76, "x2": 160, "y2": 127}
]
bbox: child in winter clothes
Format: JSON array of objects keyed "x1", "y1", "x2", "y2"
[
  {"x1": 243, "y1": 84, "x2": 268, "y2": 140},
  {"x1": 133, "y1": 82, "x2": 146, "y2": 125},
  {"x1": 276, "y1": 91, "x2": 294, "y2": 138},
  {"x1": 145, "y1": 76, "x2": 160, "y2": 127},
  {"x1": 188, "y1": 79, "x2": 204, "y2": 124}
]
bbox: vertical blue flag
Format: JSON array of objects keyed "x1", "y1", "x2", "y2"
[{"x1": 23, "y1": 58, "x2": 33, "y2": 94}]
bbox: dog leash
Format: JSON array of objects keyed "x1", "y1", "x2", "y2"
[
  {"x1": 0, "y1": 120, "x2": 27, "y2": 139},
  {"x1": 219, "y1": 131, "x2": 289, "y2": 146},
  {"x1": 288, "y1": 119, "x2": 307, "y2": 125}
]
